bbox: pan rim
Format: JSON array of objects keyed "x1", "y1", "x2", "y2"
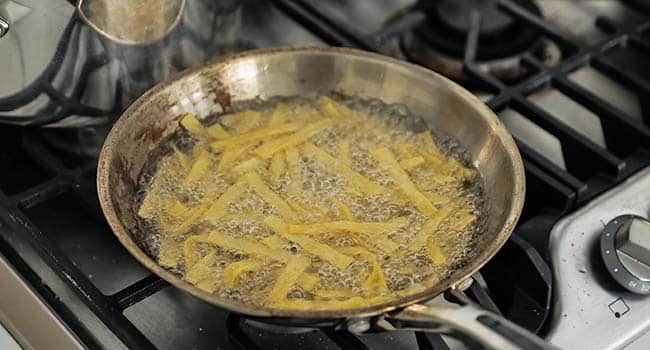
[{"x1": 96, "y1": 45, "x2": 525, "y2": 319}]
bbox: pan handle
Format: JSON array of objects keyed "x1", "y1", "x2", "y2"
[{"x1": 377, "y1": 288, "x2": 558, "y2": 350}]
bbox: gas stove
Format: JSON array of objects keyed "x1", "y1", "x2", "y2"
[{"x1": 0, "y1": 0, "x2": 649, "y2": 349}]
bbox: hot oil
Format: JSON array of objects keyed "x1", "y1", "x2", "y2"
[{"x1": 135, "y1": 95, "x2": 485, "y2": 310}]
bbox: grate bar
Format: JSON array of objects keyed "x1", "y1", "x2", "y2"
[
  {"x1": 592, "y1": 57, "x2": 650, "y2": 96},
  {"x1": 322, "y1": 328, "x2": 370, "y2": 350},
  {"x1": 112, "y1": 274, "x2": 169, "y2": 310}
]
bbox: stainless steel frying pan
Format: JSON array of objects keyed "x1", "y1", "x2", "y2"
[{"x1": 97, "y1": 47, "x2": 556, "y2": 350}]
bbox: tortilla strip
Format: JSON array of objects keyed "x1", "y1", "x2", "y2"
[
  {"x1": 158, "y1": 235, "x2": 183, "y2": 269},
  {"x1": 452, "y1": 211, "x2": 477, "y2": 232},
  {"x1": 245, "y1": 172, "x2": 297, "y2": 221},
  {"x1": 297, "y1": 273, "x2": 320, "y2": 291},
  {"x1": 269, "y1": 103, "x2": 289, "y2": 126},
  {"x1": 180, "y1": 113, "x2": 206, "y2": 136},
  {"x1": 288, "y1": 217, "x2": 409, "y2": 235},
  {"x1": 426, "y1": 238, "x2": 447, "y2": 266},
  {"x1": 223, "y1": 259, "x2": 266, "y2": 287},
  {"x1": 370, "y1": 147, "x2": 437, "y2": 216},
  {"x1": 183, "y1": 234, "x2": 211, "y2": 270},
  {"x1": 231, "y1": 158, "x2": 264, "y2": 176},
  {"x1": 171, "y1": 144, "x2": 190, "y2": 168},
  {"x1": 339, "y1": 246, "x2": 388, "y2": 293},
  {"x1": 331, "y1": 198, "x2": 354, "y2": 221},
  {"x1": 255, "y1": 119, "x2": 334, "y2": 159},
  {"x1": 285, "y1": 147, "x2": 303, "y2": 198},
  {"x1": 217, "y1": 144, "x2": 253, "y2": 172},
  {"x1": 206, "y1": 231, "x2": 292, "y2": 262},
  {"x1": 302, "y1": 143, "x2": 385, "y2": 195},
  {"x1": 165, "y1": 202, "x2": 210, "y2": 235},
  {"x1": 263, "y1": 216, "x2": 354, "y2": 269},
  {"x1": 400, "y1": 156, "x2": 425, "y2": 171},
  {"x1": 337, "y1": 138, "x2": 351, "y2": 165},
  {"x1": 205, "y1": 179, "x2": 248, "y2": 221},
  {"x1": 409, "y1": 205, "x2": 454, "y2": 251},
  {"x1": 210, "y1": 122, "x2": 304, "y2": 153},
  {"x1": 206, "y1": 123, "x2": 230, "y2": 140},
  {"x1": 184, "y1": 150, "x2": 213, "y2": 184},
  {"x1": 236, "y1": 110, "x2": 263, "y2": 133},
  {"x1": 318, "y1": 96, "x2": 351, "y2": 120},
  {"x1": 186, "y1": 251, "x2": 220, "y2": 293},
  {"x1": 269, "y1": 256, "x2": 311, "y2": 302},
  {"x1": 269, "y1": 152, "x2": 286, "y2": 183}
]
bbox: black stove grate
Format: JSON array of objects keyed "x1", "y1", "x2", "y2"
[{"x1": 0, "y1": 0, "x2": 649, "y2": 349}]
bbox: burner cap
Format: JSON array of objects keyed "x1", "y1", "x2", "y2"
[{"x1": 416, "y1": 0, "x2": 542, "y2": 61}]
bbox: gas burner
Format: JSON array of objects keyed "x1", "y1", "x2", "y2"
[{"x1": 385, "y1": 0, "x2": 560, "y2": 82}]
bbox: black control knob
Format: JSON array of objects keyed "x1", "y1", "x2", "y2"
[{"x1": 601, "y1": 215, "x2": 650, "y2": 294}]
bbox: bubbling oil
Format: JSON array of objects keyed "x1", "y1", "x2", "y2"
[{"x1": 136, "y1": 95, "x2": 485, "y2": 311}]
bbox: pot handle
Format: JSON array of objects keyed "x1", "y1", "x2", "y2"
[
  {"x1": 0, "y1": 15, "x2": 8, "y2": 38},
  {"x1": 378, "y1": 288, "x2": 558, "y2": 350}
]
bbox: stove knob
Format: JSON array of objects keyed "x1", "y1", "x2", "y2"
[{"x1": 601, "y1": 215, "x2": 650, "y2": 294}]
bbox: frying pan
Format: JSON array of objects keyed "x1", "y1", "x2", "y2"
[{"x1": 97, "y1": 47, "x2": 555, "y2": 350}]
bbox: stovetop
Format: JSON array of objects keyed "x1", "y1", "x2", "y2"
[{"x1": 0, "y1": 0, "x2": 649, "y2": 349}]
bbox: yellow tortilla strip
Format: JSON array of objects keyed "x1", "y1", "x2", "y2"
[
  {"x1": 302, "y1": 143, "x2": 385, "y2": 195},
  {"x1": 231, "y1": 157, "x2": 264, "y2": 176},
  {"x1": 165, "y1": 202, "x2": 210, "y2": 235},
  {"x1": 206, "y1": 123, "x2": 230, "y2": 140},
  {"x1": 400, "y1": 156, "x2": 425, "y2": 171},
  {"x1": 409, "y1": 205, "x2": 454, "y2": 251},
  {"x1": 180, "y1": 113, "x2": 206, "y2": 136},
  {"x1": 339, "y1": 247, "x2": 388, "y2": 294},
  {"x1": 205, "y1": 180, "x2": 248, "y2": 221},
  {"x1": 269, "y1": 103, "x2": 289, "y2": 126},
  {"x1": 206, "y1": 231, "x2": 292, "y2": 262},
  {"x1": 318, "y1": 96, "x2": 351, "y2": 119},
  {"x1": 183, "y1": 234, "x2": 211, "y2": 270},
  {"x1": 263, "y1": 216, "x2": 354, "y2": 269},
  {"x1": 217, "y1": 144, "x2": 253, "y2": 172},
  {"x1": 171, "y1": 144, "x2": 189, "y2": 168},
  {"x1": 288, "y1": 217, "x2": 409, "y2": 236},
  {"x1": 370, "y1": 147, "x2": 437, "y2": 216},
  {"x1": 285, "y1": 147, "x2": 303, "y2": 198},
  {"x1": 331, "y1": 198, "x2": 354, "y2": 221},
  {"x1": 210, "y1": 122, "x2": 304, "y2": 153},
  {"x1": 452, "y1": 211, "x2": 477, "y2": 232},
  {"x1": 223, "y1": 259, "x2": 266, "y2": 287},
  {"x1": 337, "y1": 138, "x2": 351, "y2": 165},
  {"x1": 274, "y1": 296, "x2": 392, "y2": 310},
  {"x1": 426, "y1": 238, "x2": 447, "y2": 266},
  {"x1": 255, "y1": 119, "x2": 334, "y2": 159},
  {"x1": 269, "y1": 256, "x2": 311, "y2": 302},
  {"x1": 269, "y1": 152, "x2": 286, "y2": 184},
  {"x1": 158, "y1": 235, "x2": 183, "y2": 269},
  {"x1": 297, "y1": 273, "x2": 320, "y2": 291},
  {"x1": 186, "y1": 251, "x2": 220, "y2": 293},
  {"x1": 244, "y1": 172, "x2": 297, "y2": 221},
  {"x1": 235, "y1": 110, "x2": 263, "y2": 133},
  {"x1": 184, "y1": 150, "x2": 213, "y2": 184}
]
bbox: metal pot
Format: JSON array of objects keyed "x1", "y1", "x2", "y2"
[{"x1": 97, "y1": 47, "x2": 553, "y2": 350}]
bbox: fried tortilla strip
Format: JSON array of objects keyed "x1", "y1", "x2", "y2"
[
  {"x1": 331, "y1": 198, "x2": 354, "y2": 221},
  {"x1": 400, "y1": 156, "x2": 425, "y2": 171},
  {"x1": 186, "y1": 251, "x2": 220, "y2": 293},
  {"x1": 269, "y1": 152, "x2": 286, "y2": 184},
  {"x1": 245, "y1": 172, "x2": 297, "y2": 221},
  {"x1": 362, "y1": 234, "x2": 400, "y2": 253},
  {"x1": 409, "y1": 205, "x2": 454, "y2": 251},
  {"x1": 426, "y1": 238, "x2": 447, "y2": 266},
  {"x1": 231, "y1": 157, "x2": 264, "y2": 176},
  {"x1": 303, "y1": 143, "x2": 385, "y2": 195},
  {"x1": 285, "y1": 147, "x2": 303, "y2": 198},
  {"x1": 206, "y1": 231, "x2": 292, "y2": 262},
  {"x1": 217, "y1": 144, "x2": 253, "y2": 172},
  {"x1": 183, "y1": 234, "x2": 211, "y2": 270},
  {"x1": 268, "y1": 103, "x2": 289, "y2": 126},
  {"x1": 339, "y1": 247, "x2": 388, "y2": 294},
  {"x1": 337, "y1": 138, "x2": 351, "y2": 165},
  {"x1": 264, "y1": 216, "x2": 354, "y2": 269},
  {"x1": 255, "y1": 119, "x2": 334, "y2": 159},
  {"x1": 370, "y1": 147, "x2": 437, "y2": 216},
  {"x1": 234, "y1": 110, "x2": 263, "y2": 133},
  {"x1": 269, "y1": 256, "x2": 311, "y2": 302},
  {"x1": 451, "y1": 211, "x2": 477, "y2": 232},
  {"x1": 210, "y1": 122, "x2": 304, "y2": 153},
  {"x1": 297, "y1": 273, "x2": 320, "y2": 291},
  {"x1": 158, "y1": 235, "x2": 184, "y2": 269},
  {"x1": 206, "y1": 123, "x2": 230, "y2": 140},
  {"x1": 318, "y1": 96, "x2": 352, "y2": 119},
  {"x1": 171, "y1": 144, "x2": 190, "y2": 168},
  {"x1": 205, "y1": 180, "x2": 248, "y2": 221},
  {"x1": 274, "y1": 296, "x2": 392, "y2": 311},
  {"x1": 288, "y1": 217, "x2": 409, "y2": 235},
  {"x1": 223, "y1": 259, "x2": 266, "y2": 287},
  {"x1": 180, "y1": 113, "x2": 206, "y2": 136},
  {"x1": 165, "y1": 202, "x2": 210, "y2": 235},
  {"x1": 184, "y1": 150, "x2": 213, "y2": 184}
]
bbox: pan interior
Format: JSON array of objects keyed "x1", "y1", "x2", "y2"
[{"x1": 97, "y1": 47, "x2": 524, "y2": 318}]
